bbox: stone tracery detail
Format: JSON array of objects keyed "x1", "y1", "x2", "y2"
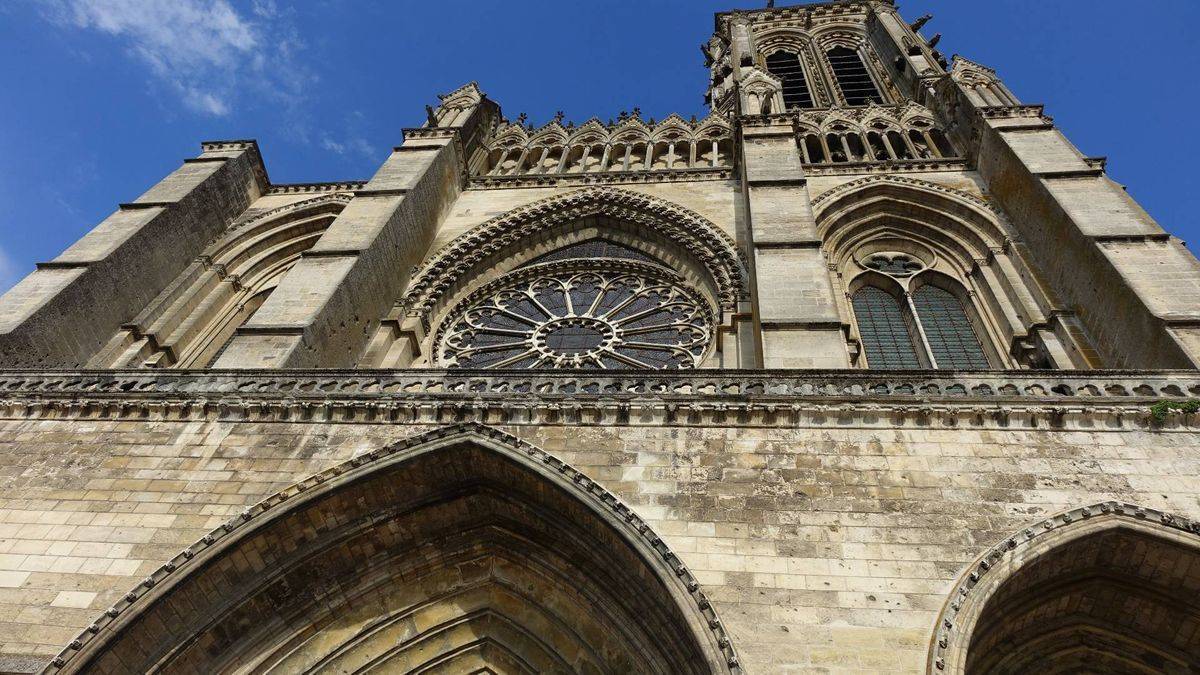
[{"x1": 438, "y1": 261, "x2": 713, "y2": 370}]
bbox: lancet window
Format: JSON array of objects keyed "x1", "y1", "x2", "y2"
[
  {"x1": 850, "y1": 253, "x2": 991, "y2": 370},
  {"x1": 765, "y1": 50, "x2": 814, "y2": 109}
]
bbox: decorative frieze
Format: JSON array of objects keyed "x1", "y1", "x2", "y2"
[
  {"x1": 265, "y1": 181, "x2": 366, "y2": 195},
  {"x1": 0, "y1": 369, "x2": 1195, "y2": 430}
]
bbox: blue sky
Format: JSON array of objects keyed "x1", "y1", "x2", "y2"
[{"x1": 1, "y1": 0, "x2": 1197, "y2": 294}]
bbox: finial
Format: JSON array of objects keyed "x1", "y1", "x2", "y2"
[
  {"x1": 425, "y1": 105, "x2": 438, "y2": 127},
  {"x1": 632, "y1": 106, "x2": 642, "y2": 119},
  {"x1": 767, "y1": 0, "x2": 775, "y2": 7},
  {"x1": 553, "y1": 110, "x2": 565, "y2": 124},
  {"x1": 516, "y1": 112, "x2": 527, "y2": 125},
  {"x1": 618, "y1": 110, "x2": 629, "y2": 121},
  {"x1": 910, "y1": 14, "x2": 933, "y2": 32}
]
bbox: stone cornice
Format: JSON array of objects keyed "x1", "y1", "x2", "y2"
[
  {"x1": 802, "y1": 158, "x2": 970, "y2": 176},
  {"x1": 0, "y1": 369, "x2": 1195, "y2": 431},
  {"x1": 265, "y1": 181, "x2": 366, "y2": 195}
]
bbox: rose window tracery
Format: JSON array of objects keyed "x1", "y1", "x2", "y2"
[{"x1": 438, "y1": 256, "x2": 713, "y2": 370}]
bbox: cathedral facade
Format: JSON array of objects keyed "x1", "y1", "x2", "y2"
[{"x1": 1, "y1": 1, "x2": 1199, "y2": 673}]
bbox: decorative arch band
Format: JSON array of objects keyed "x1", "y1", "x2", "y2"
[{"x1": 402, "y1": 187, "x2": 749, "y2": 318}]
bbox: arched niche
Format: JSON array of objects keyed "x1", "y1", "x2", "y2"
[
  {"x1": 929, "y1": 502, "x2": 1200, "y2": 674},
  {"x1": 50, "y1": 424, "x2": 740, "y2": 675},
  {"x1": 89, "y1": 194, "x2": 350, "y2": 368}
]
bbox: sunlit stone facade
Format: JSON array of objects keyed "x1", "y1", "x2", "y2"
[{"x1": 1, "y1": 1, "x2": 1199, "y2": 673}]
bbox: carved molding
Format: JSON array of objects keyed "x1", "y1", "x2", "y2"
[
  {"x1": 810, "y1": 173, "x2": 1004, "y2": 221},
  {"x1": 468, "y1": 167, "x2": 733, "y2": 190},
  {"x1": 402, "y1": 187, "x2": 748, "y2": 317},
  {"x1": 265, "y1": 181, "x2": 366, "y2": 195},
  {"x1": 0, "y1": 369, "x2": 1197, "y2": 431}
]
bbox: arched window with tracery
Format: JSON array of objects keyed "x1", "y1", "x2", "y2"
[
  {"x1": 850, "y1": 253, "x2": 992, "y2": 370},
  {"x1": 826, "y1": 46, "x2": 883, "y2": 105},
  {"x1": 437, "y1": 238, "x2": 713, "y2": 370},
  {"x1": 765, "y1": 50, "x2": 814, "y2": 109}
]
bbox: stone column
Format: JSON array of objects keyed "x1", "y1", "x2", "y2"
[
  {"x1": 0, "y1": 141, "x2": 265, "y2": 367},
  {"x1": 215, "y1": 88, "x2": 494, "y2": 368},
  {"x1": 739, "y1": 117, "x2": 849, "y2": 368},
  {"x1": 938, "y1": 78, "x2": 1200, "y2": 368}
]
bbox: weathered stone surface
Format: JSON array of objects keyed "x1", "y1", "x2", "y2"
[{"x1": 1, "y1": 0, "x2": 1198, "y2": 673}]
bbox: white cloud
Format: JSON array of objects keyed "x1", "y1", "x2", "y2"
[{"x1": 40, "y1": 0, "x2": 313, "y2": 117}]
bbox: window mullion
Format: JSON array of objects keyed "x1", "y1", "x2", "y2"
[{"x1": 905, "y1": 291, "x2": 939, "y2": 369}]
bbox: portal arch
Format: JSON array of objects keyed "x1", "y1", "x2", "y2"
[
  {"x1": 929, "y1": 502, "x2": 1200, "y2": 674},
  {"x1": 49, "y1": 423, "x2": 740, "y2": 674}
]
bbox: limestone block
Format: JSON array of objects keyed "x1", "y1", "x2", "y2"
[
  {"x1": 50, "y1": 209, "x2": 162, "y2": 264},
  {"x1": 306, "y1": 195, "x2": 406, "y2": 253},
  {"x1": 760, "y1": 327, "x2": 848, "y2": 367},
  {"x1": 244, "y1": 256, "x2": 357, "y2": 328},
  {"x1": 749, "y1": 186, "x2": 817, "y2": 244},
  {"x1": 1000, "y1": 129, "x2": 1089, "y2": 174},
  {"x1": 1045, "y1": 176, "x2": 1162, "y2": 237},
  {"x1": 132, "y1": 160, "x2": 225, "y2": 204},
  {"x1": 365, "y1": 147, "x2": 445, "y2": 192},
  {"x1": 1099, "y1": 239, "x2": 1200, "y2": 321},
  {"x1": 742, "y1": 135, "x2": 804, "y2": 184},
  {"x1": 754, "y1": 247, "x2": 839, "y2": 324},
  {"x1": 0, "y1": 269, "x2": 86, "y2": 334}
]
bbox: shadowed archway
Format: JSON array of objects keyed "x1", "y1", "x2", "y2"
[
  {"x1": 929, "y1": 502, "x2": 1200, "y2": 675},
  {"x1": 49, "y1": 424, "x2": 739, "y2": 674}
]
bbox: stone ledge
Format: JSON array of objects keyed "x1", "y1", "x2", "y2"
[{"x1": 0, "y1": 369, "x2": 1195, "y2": 430}]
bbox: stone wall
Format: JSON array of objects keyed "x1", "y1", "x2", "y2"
[{"x1": 1, "y1": 382, "x2": 1198, "y2": 673}]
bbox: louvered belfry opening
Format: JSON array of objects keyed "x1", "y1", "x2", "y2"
[
  {"x1": 765, "y1": 51, "x2": 814, "y2": 109},
  {"x1": 826, "y1": 46, "x2": 882, "y2": 105}
]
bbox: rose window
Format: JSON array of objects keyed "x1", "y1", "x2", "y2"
[{"x1": 438, "y1": 259, "x2": 712, "y2": 369}]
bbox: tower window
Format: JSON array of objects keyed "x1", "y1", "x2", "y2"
[
  {"x1": 911, "y1": 285, "x2": 990, "y2": 369},
  {"x1": 851, "y1": 273, "x2": 993, "y2": 370},
  {"x1": 852, "y1": 286, "x2": 922, "y2": 369},
  {"x1": 826, "y1": 46, "x2": 883, "y2": 105},
  {"x1": 765, "y1": 51, "x2": 814, "y2": 109}
]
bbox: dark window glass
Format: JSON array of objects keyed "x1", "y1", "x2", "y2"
[
  {"x1": 852, "y1": 286, "x2": 921, "y2": 369},
  {"x1": 912, "y1": 285, "x2": 990, "y2": 369},
  {"x1": 520, "y1": 239, "x2": 664, "y2": 268},
  {"x1": 826, "y1": 46, "x2": 883, "y2": 105},
  {"x1": 765, "y1": 51, "x2": 814, "y2": 109}
]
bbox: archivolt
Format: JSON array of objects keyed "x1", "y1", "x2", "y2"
[
  {"x1": 813, "y1": 175, "x2": 1011, "y2": 274},
  {"x1": 402, "y1": 187, "x2": 748, "y2": 317},
  {"x1": 928, "y1": 502, "x2": 1200, "y2": 674},
  {"x1": 49, "y1": 423, "x2": 740, "y2": 674}
]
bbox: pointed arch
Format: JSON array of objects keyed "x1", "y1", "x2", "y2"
[
  {"x1": 929, "y1": 502, "x2": 1200, "y2": 674},
  {"x1": 402, "y1": 187, "x2": 748, "y2": 323},
  {"x1": 49, "y1": 424, "x2": 741, "y2": 674},
  {"x1": 813, "y1": 175, "x2": 1011, "y2": 273}
]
